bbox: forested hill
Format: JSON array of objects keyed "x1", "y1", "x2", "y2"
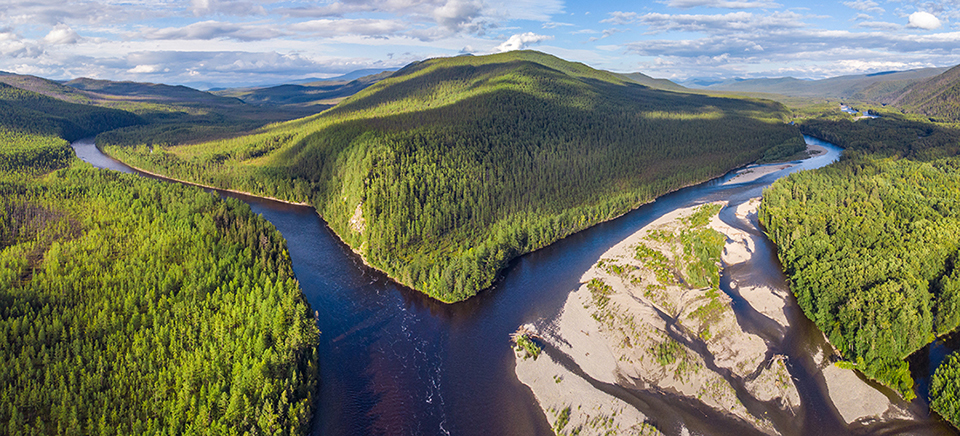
[
  {"x1": 102, "y1": 50, "x2": 804, "y2": 302},
  {"x1": 0, "y1": 83, "x2": 142, "y2": 141},
  {"x1": 66, "y1": 77, "x2": 245, "y2": 107},
  {"x1": 211, "y1": 70, "x2": 393, "y2": 109},
  {"x1": 889, "y1": 64, "x2": 960, "y2": 123}
]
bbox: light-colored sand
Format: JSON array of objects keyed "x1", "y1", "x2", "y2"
[
  {"x1": 515, "y1": 327, "x2": 661, "y2": 435},
  {"x1": 724, "y1": 164, "x2": 794, "y2": 185},
  {"x1": 719, "y1": 198, "x2": 791, "y2": 327},
  {"x1": 516, "y1": 197, "x2": 918, "y2": 434},
  {"x1": 723, "y1": 142, "x2": 828, "y2": 186},
  {"x1": 517, "y1": 202, "x2": 791, "y2": 435},
  {"x1": 745, "y1": 354, "x2": 801, "y2": 413},
  {"x1": 821, "y1": 364, "x2": 904, "y2": 424},
  {"x1": 806, "y1": 142, "x2": 827, "y2": 156}
]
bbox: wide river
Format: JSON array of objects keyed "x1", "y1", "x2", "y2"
[{"x1": 72, "y1": 136, "x2": 957, "y2": 435}]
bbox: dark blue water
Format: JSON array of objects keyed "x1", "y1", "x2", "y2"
[{"x1": 73, "y1": 136, "x2": 956, "y2": 435}]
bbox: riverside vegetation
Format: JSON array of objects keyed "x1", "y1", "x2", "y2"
[
  {"x1": 759, "y1": 104, "x2": 960, "y2": 426},
  {"x1": 99, "y1": 50, "x2": 805, "y2": 302},
  {"x1": 0, "y1": 85, "x2": 319, "y2": 435}
]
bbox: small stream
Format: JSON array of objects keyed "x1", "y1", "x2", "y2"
[{"x1": 72, "y1": 136, "x2": 957, "y2": 435}]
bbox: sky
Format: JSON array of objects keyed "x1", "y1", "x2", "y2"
[{"x1": 1, "y1": 0, "x2": 959, "y2": 88}]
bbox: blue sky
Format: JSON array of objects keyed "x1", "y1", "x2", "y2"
[{"x1": 1, "y1": 0, "x2": 958, "y2": 88}]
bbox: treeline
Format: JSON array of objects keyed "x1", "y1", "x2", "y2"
[
  {"x1": 932, "y1": 350, "x2": 960, "y2": 428},
  {"x1": 760, "y1": 154, "x2": 960, "y2": 399},
  {"x1": 0, "y1": 119, "x2": 319, "y2": 433},
  {"x1": 101, "y1": 50, "x2": 803, "y2": 302},
  {"x1": 796, "y1": 109, "x2": 960, "y2": 160}
]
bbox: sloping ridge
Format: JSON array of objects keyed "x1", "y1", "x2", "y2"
[
  {"x1": 66, "y1": 77, "x2": 244, "y2": 106},
  {"x1": 107, "y1": 50, "x2": 802, "y2": 302},
  {"x1": 212, "y1": 71, "x2": 392, "y2": 107},
  {"x1": 618, "y1": 72, "x2": 687, "y2": 91},
  {"x1": 274, "y1": 51, "x2": 801, "y2": 301},
  {"x1": 890, "y1": 64, "x2": 960, "y2": 123},
  {"x1": 0, "y1": 83, "x2": 143, "y2": 141}
]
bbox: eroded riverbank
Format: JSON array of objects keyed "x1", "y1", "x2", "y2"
[{"x1": 514, "y1": 143, "x2": 957, "y2": 435}]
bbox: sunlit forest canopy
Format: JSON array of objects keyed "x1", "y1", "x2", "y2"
[
  {"x1": 101, "y1": 50, "x2": 805, "y2": 302},
  {"x1": 0, "y1": 94, "x2": 319, "y2": 434},
  {"x1": 760, "y1": 113, "x2": 960, "y2": 403}
]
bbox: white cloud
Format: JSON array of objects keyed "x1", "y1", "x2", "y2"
[
  {"x1": 190, "y1": 0, "x2": 267, "y2": 17},
  {"x1": 629, "y1": 11, "x2": 805, "y2": 34},
  {"x1": 843, "y1": 0, "x2": 884, "y2": 14},
  {"x1": 288, "y1": 19, "x2": 407, "y2": 38},
  {"x1": 857, "y1": 21, "x2": 902, "y2": 30},
  {"x1": 0, "y1": 28, "x2": 19, "y2": 42},
  {"x1": 908, "y1": 11, "x2": 942, "y2": 29},
  {"x1": 136, "y1": 21, "x2": 285, "y2": 41},
  {"x1": 663, "y1": 0, "x2": 781, "y2": 9},
  {"x1": 43, "y1": 24, "x2": 80, "y2": 44},
  {"x1": 589, "y1": 28, "x2": 624, "y2": 42},
  {"x1": 128, "y1": 64, "x2": 163, "y2": 73},
  {"x1": 495, "y1": 32, "x2": 553, "y2": 52},
  {"x1": 278, "y1": 0, "x2": 522, "y2": 38},
  {"x1": 432, "y1": 0, "x2": 484, "y2": 34},
  {"x1": 602, "y1": 12, "x2": 640, "y2": 25}
]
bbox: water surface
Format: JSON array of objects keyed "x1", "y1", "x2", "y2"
[{"x1": 73, "y1": 136, "x2": 955, "y2": 435}]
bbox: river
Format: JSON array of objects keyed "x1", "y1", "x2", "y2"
[{"x1": 71, "y1": 136, "x2": 956, "y2": 435}]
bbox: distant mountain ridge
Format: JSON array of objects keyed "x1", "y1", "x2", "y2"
[
  {"x1": 65, "y1": 77, "x2": 244, "y2": 106},
  {"x1": 211, "y1": 70, "x2": 394, "y2": 109},
  {"x1": 694, "y1": 67, "x2": 949, "y2": 101},
  {"x1": 287, "y1": 68, "x2": 399, "y2": 84}
]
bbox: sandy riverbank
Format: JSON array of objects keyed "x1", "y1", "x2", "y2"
[
  {"x1": 723, "y1": 142, "x2": 828, "y2": 186},
  {"x1": 515, "y1": 198, "x2": 913, "y2": 435}
]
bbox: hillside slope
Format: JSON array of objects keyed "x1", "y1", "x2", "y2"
[
  {"x1": 103, "y1": 50, "x2": 803, "y2": 302},
  {"x1": 0, "y1": 83, "x2": 142, "y2": 141},
  {"x1": 890, "y1": 64, "x2": 960, "y2": 123},
  {"x1": 619, "y1": 72, "x2": 687, "y2": 91},
  {"x1": 66, "y1": 77, "x2": 246, "y2": 107},
  {"x1": 0, "y1": 72, "x2": 329, "y2": 149}
]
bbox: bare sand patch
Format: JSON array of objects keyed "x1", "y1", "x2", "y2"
[{"x1": 514, "y1": 197, "x2": 916, "y2": 435}]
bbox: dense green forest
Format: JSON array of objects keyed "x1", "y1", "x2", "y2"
[
  {"x1": 931, "y1": 350, "x2": 960, "y2": 428},
  {"x1": 0, "y1": 88, "x2": 319, "y2": 434},
  {"x1": 796, "y1": 108, "x2": 960, "y2": 160},
  {"x1": 889, "y1": 64, "x2": 960, "y2": 124},
  {"x1": 101, "y1": 50, "x2": 804, "y2": 302},
  {"x1": 0, "y1": 83, "x2": 142, "y2": 142},
  {"x1": 759, "y1": 112, "x2": 960, "y2": 402}
]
